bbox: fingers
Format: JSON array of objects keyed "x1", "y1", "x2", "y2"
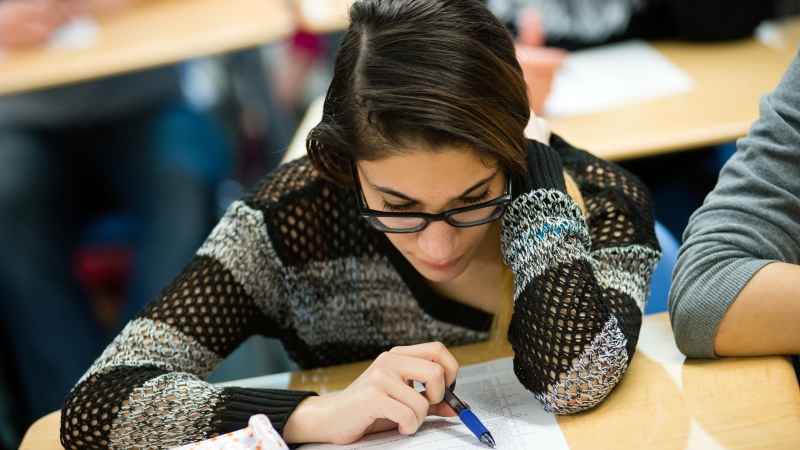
[
  {"x1": 428, "y1": 402, "x2": 458, "y2": 418},
  {"x1": 372, "y1": 351, "x2": 448, "y2": 405},
  {"x1": 385, "y1": 380, "x2": 430, "y2": 429},
  {"x1": 311, "y1": 343, "x2": 462, "y2": 444},
  {"x1": 525, "y1": 114, "x2": 552, "y2": 144},
  {"x1": 375, "y1": 396, "x2": 424, "y2": 435},
  {"x1": 389, "y1": 342, "x2": 459, "y2": 391}
]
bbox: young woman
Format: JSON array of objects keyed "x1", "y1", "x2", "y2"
[{"x1": 61, "y1": 0, "x2": 660, "y2": 448}]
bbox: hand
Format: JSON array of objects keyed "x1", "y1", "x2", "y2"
[
  {"x1": 283, "y1": 342, "x2": 459, "y2": 445},
  {"x1": 0, "y1": 0, "x2": 68, "y2": 49},
  {"x1": 525, "y1": 108, "x2": 551, "y2": 147},
  {"x1": 514, "y1": 8, "x2": 567, "y2": 114}
]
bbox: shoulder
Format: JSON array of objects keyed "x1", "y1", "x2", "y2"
[
  {"x1": 547, "y1": 135, "x2": 652, "y2": 208},
  {"x1": 239, "y1": 157, "x2": 383, "y2": 267},
  {"x1": 241, "y1": 157, "x2": 334, "y2": 209}
]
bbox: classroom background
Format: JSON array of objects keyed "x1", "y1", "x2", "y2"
[{"x1": 2, "y1": 0, "x2": 800, "y2": 448}]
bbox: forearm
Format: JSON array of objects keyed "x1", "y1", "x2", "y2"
[
  {"x1": 714, "y1": 262, "x2": 800, "y2": 356},
  {"x1": 502, "y1": 142, "x2": 659, "y2": 414},
  {"x1": 62, "y1": 365, "x2": 315, "y2": 450}
]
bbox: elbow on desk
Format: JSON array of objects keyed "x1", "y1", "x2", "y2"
[
  {"x1": 533, "y1": 373, "x2": 624, "y2": 416},
  {"x1": 667, "y1": 250, "x2": 750, "y2": 360},
  {"x1": 668, "y1": 260, "x2": 720, "y2": 359},
  {"x1": 519, "y1": 347, "x2": 631, "y2": 415}
]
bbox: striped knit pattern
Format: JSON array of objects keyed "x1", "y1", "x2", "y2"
[{"x1": 61, "y1": 138, "x2": 659, "y2": 449}]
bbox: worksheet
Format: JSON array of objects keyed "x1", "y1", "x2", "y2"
[
  {"x1": 299, "y1": 357, "x2": 570, "y2": 449},
  {"x1": 542, "y1": 40, "x2": 694, "y2": 118}
]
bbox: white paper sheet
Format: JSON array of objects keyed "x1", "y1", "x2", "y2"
[
  {"x1": 542, "y1": 40, "x2": 694, "y2": 118},
  {"x1": 299, "y1": 357, "x2": 569, "y2": 449},
  {"x1": 48, "y1": 16, "x2": 99, "y2": 50}
]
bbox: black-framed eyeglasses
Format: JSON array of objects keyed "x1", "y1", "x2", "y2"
[{"x1": 350, "y1": 158, "x2": 512, "y2": 233}]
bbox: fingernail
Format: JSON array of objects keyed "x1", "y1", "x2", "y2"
[{"x1": 449, "y1": 381, "x2": 456, "y2": 392}]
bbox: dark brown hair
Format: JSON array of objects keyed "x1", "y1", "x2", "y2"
[{"x1": 306, "y1": 0, "x2": 530, "y2": 187}]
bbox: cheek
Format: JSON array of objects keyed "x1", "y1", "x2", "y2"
[
  {"x1": 384, "y1": 233, "x2": 418, "y2": 253},
  {"x1": 458, "y1": 224, "x2": 491, "y2": 247}
]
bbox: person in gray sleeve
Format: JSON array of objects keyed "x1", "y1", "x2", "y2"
[{"x1": 669, "y1": 49, "x2": 800, "y2": 367}]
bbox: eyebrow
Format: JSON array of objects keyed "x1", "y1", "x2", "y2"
[{"x1": 371, "y1": 171, "x2": 499, "y2": 203}]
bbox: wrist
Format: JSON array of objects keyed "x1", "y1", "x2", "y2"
[
  {"x1": 282, "y1": 395, "x2": 331, "y2": 444},
  {"x1": 522, "y1": 140, "x2": 567, "y2": 195}
]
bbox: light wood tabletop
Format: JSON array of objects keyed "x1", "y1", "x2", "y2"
[
  {"x1": 291, "y1": 1, "x2": 799, "y2": 160},
  {"x1": 0, "y1": 0, "x2": 296, "y2": 96},
  {"x1": 548, "y1": 31, "x2": 797, "y2": 161},
  {"x1": 20, "y1": 312, "x2": 800, "y2": 449}
]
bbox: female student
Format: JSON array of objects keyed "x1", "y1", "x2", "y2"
[{"x1": 61, "y1": 0, "x2": 660, "y2": 448}]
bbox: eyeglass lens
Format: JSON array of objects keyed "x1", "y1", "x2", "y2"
[{"x1": 368, "y1": 204, "x2": 504, "y2": 232}]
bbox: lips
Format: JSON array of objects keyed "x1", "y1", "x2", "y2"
[{"x1": 421, "y1": 256, "x2": 462, "y2": 271}]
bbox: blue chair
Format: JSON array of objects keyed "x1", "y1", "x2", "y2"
[{"x1": 644, "y1": 221, "x2": 680, "y2": 315}]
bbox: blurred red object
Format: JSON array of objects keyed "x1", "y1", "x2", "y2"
[{"x1": 73, "y1": 244, "x2": 134, "y2": 330}]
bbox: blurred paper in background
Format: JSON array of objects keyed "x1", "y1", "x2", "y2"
[
  {"x1": 48, "y1": 16, "x2": 100, "y2": 50},
  {"x1": 543, "y1": 40, "x2": 694, "y2": 118}
]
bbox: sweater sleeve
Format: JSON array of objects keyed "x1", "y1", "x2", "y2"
[
  {"x1": 501, "y1": 138, "x2": 660, "y2": 414},
  {"x1": 669, "y1": 51, "x2": 800, "y2": 359},
  {"x1": 61, "y1": 193, "x2": 317, "y2": 449}
]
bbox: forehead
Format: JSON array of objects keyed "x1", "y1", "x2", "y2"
[{"x1": 357, "y1": 148, "x2": 498, "y2": 198}]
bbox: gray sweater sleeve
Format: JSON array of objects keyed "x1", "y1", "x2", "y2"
[{"x1": 669, "y1": 49, "x2": 800, "y2": 358}]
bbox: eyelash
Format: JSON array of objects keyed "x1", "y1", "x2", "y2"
[{"x1": 382, "y1": 189, "x2": 491, "y2": 212}]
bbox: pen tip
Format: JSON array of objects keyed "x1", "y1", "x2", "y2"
[{"x1": 481, "y1": 434, "x2": 496, "y2": 448}]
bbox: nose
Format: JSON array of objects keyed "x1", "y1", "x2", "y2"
[{"x1": 417, "y1": 221, "x2": 460, "y2": 262}]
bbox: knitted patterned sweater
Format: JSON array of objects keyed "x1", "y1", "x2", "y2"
[{"x1": 61, "y1": 137, "x2": 660, "y2": 450}]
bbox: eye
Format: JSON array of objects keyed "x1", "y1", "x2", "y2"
[
  {"x1": 382, "y1": 201, "x2": 415, "y2": 212},
  {"x1": 461, "y1": 189, "x2": 491, "y2": 206}
]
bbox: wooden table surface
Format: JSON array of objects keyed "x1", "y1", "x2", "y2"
[
  {"x1": 20, "y1": 313, "x2": 800, "y2": 449},
  {"x1": 292, "y1": 0, "x2": 799, "y2": 160},
  {"x1": 548, "y1": 32, "x2": 797, "y2": 161},
  {"x1": 0, "y1": 0, "x2": 296, "y2": 96}
]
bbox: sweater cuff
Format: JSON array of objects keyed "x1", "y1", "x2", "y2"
[
  {"x1": 525, "y1": 139, "x2": 567, "y2": 194},
  {"x1": 215, "y1": 387, "x2": 318, "y2": 436}
]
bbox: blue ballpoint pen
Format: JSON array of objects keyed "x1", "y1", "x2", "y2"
[{"x1": 442, "y1": 387, "x2": 496, "y2": 448}]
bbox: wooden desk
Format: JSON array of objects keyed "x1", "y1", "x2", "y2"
[
  {"x1": 20, "y1": 313, "x2": 800, "y2": 449},
  {"x1": 549, "y1": 34, "x2": 796, "y2": 160},
  {"x1": 0, "y1": 0, "x2": 296, "y2": 96},
  {"x1": 291, "y1": 2, "x2": 799, "y2": 160}
]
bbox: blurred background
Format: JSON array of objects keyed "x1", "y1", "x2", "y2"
[{"x1": 1, "y1": 0, "x2": 799, "y2": 447}]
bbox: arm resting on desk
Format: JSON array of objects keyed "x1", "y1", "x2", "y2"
[
  {"x1": 670, "y1": 52, "x2": 800, "y2": 359},
  {"x1": 714, "y1": 262, "x2": 800, "y2": 356},
  {"x1": 501, "y1": 138, "x2": 660, "y2": 414},
  {"x1": 61, "y1": 202, "x2": 317, "y2": 450}
]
